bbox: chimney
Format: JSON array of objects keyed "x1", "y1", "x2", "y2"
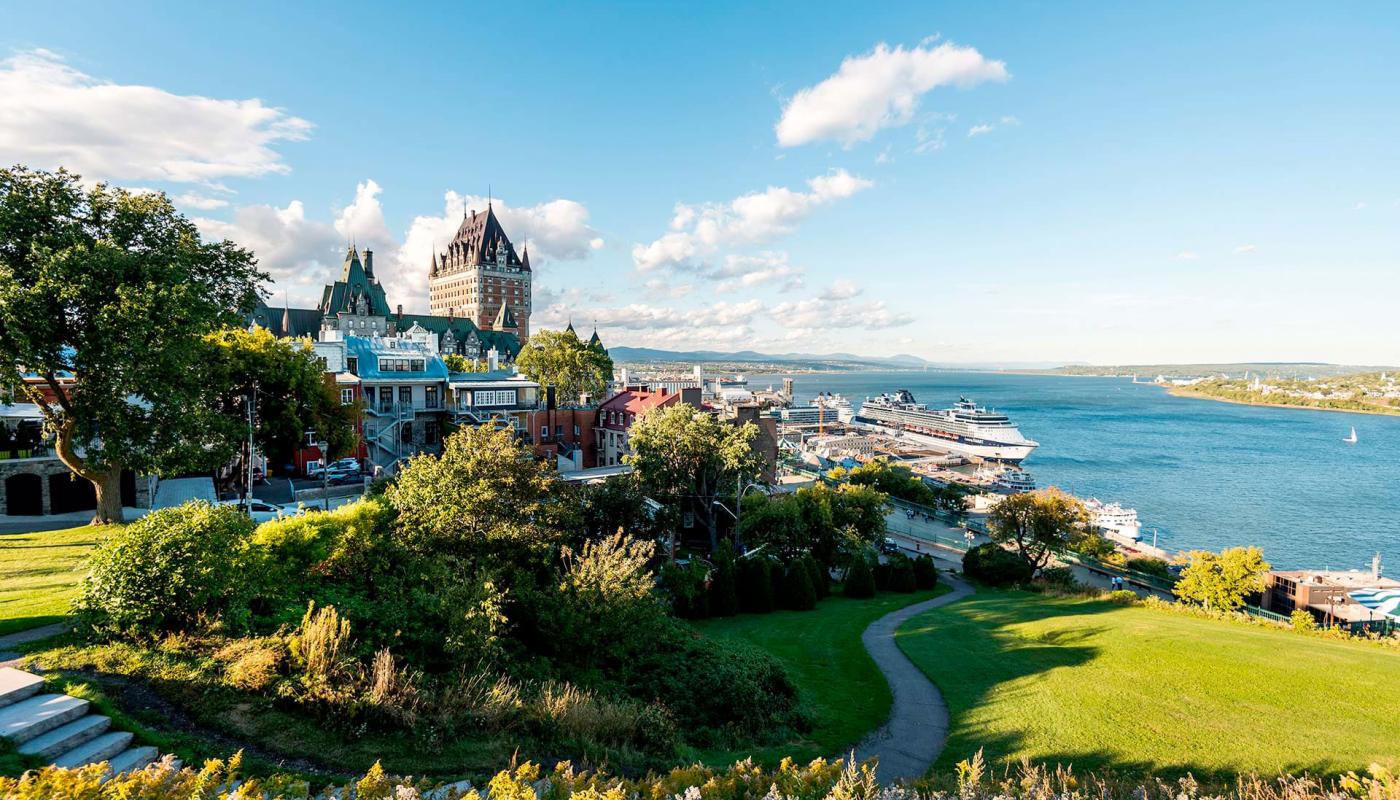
[
  {"x1": 487, "y1": 347, "x2": 499, "y2": 371},
  {"x1": 397, "y1": 304, "x2": 403, "y2": 317},
  {"x1": 363, "y1": 249, "x2": 374, "y2": 277},
  {"x1": 620, "y1": 367, "x2": 630, "y2": 387}
]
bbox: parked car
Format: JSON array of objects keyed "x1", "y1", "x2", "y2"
[
  {"x1": 219, "y1": 498, "x2": 288, "y2": 524},
  {"x1": 325, "y1": 467, "x2": 364, "y2": 486},
  {"x1": 880, "y1": 537, "x2": 900, "y2": 555}
]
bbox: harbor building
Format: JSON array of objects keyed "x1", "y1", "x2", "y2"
[
  {"x1": 429, "y1": 203, "x2": 532, "y2": 340},
  {"x1": 1261, "y1": 557, "x2": 1400, "y2": 632}
]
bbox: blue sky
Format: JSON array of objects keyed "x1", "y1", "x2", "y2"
[{"x1": 3, "y1": 2, "x2": 1398, "y2": 364}]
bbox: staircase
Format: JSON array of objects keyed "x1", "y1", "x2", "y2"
[{"x1": 0, "y1": 666, "x2": 162, "y2": 776}]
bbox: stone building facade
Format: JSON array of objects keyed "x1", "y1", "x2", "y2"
[{"x1": 428, "y1": 203, "x2": 532, "y2": 340}]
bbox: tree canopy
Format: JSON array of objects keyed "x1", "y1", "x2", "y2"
[
  {"x1": 0, "y1": 167, "x2": 266, "y2": 522},
  {"x1": 986, "y1": 488, "x2": 1091, "y2": 573},
  {"x1": 626, "y1": 404, "x2": 761, "y2": 549},
  {"x1": 514, "y1": 327, "x2": 613, "y2": 405},
  {"x1": 203, "y1": 326, "x2": 358, "y2": 473},
  {"x1": 1173, "y1": 546, "x2": 1271, "y2": 611}
]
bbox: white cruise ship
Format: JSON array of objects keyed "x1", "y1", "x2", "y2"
[
  {"x1": 856, "y1": 391, "x2": 1039, "y2": 463},
  {"x1": 1083, "y1": 498, "x2": 1143, "y2": 544},
  {"x1": 778, "y1": 392, "x2": 855, "y2": 425}
]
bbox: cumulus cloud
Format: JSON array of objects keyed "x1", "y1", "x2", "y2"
[
  {"x1": 632, "y1": 169, "x2": 872, "y2": 272},
  {"x1": 770, "y1": 296, "x2": 913, "y2": 331},
  {"x1": 533, "y1": 299, "x2": 765, "y2": 349},
  {"x1": 0, "y1": 49, "x2": 310, "y2": 184},
  {"x1": 712, "y1": 252, "x2": 804, "y2": 293},
  {"x1": 174, "y1": 191, "x2": 229, "y2": 210},
  {"x1": 775, "y1": 40, "x2": 1009, "y2": 148},
  {"x1": 195, "y1": 200, "x2": 344, "y2": 303},
  {"x1": 820, "y1": 279, "x2": 863, "y2": 300},
  {"x1": 967, "y1": 115, "x2": 1020, "y2": 138}
]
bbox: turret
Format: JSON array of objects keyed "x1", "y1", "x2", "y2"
[{"x1": 363, "y1": 249, "x2": 375, "y2": 281}]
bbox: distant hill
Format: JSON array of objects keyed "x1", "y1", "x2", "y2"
[
  {"x1": 608, "y1": 346, "x2": 933, "y2": 369},
  {"x1": 1047, "y1": 362, "x2": 1400, "y2": 380}
]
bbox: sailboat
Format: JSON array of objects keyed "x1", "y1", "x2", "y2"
[{"x1": 1344, "y1": 426, "x2": 1358, "y2": 444}]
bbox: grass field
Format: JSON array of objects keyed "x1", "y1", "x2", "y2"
[
  {"x1": 898, "y1": 589, "x2": 1400, "y2": 778},
  {"x1": 0, "y1": 525, "x2": 110, "y2": 636},
  {"x1": 693, "y1": 586, "x2": 948, "y2": 766}
]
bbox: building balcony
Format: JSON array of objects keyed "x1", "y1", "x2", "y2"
[{"x1": 366, "y1": 401, "x2": 447, "y2": 417}]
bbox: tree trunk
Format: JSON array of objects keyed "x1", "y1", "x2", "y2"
[{"x1": 52, "y1": 417, "x2": 125, "y2": 525}]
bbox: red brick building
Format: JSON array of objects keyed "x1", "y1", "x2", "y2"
[{"x1": 595, "y1": 387, "x2": 702, "y2": 467}]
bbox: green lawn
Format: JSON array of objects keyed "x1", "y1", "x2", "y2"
[
  {"x1": 898, "y1": 589, "x2": 1400, "y2": 778},
  {"x1": 0, "y1": 525, "x2": 110, "y2": 636},
  {"x1": 693, "y1": 586, "x2": 949, "y2": 766}
]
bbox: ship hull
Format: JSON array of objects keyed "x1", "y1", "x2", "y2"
[{"x1": 854, "y1": 417, "x2": 1038, "y2": 464}]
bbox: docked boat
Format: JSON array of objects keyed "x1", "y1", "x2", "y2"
[
  {"x1": 1083, "y1": 498, "x2": 1143, "y2": 544},
  {"x1": 974, "y1": 465, "x2": 1037, "y2": 494},
  {"x1": 778, "y1": 392, "x2": 855, "y2": 425},
  {"x1": 856, "y1": 391, "x2": 1039, "y2": 463}
]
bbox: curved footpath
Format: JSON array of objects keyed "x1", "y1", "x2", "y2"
[{"x1": 851, "y1": 574, "x2": 974, "y2": 782}]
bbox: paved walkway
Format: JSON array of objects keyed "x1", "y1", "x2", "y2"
[
  {"x1": 852, "y1": 574, "x2": 974, "y2": 782},
  {"x1": 0, "y1": 623, "x2": 68, "y2": 666}
]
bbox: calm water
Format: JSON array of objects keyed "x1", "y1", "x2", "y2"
[{"x1": 776, "y1": 370, "x2": 1400, "y2": 570}]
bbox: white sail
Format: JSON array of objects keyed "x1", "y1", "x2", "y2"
[{"x1": 1344, "y1": 427, "x2": 1358, "y2": 443}]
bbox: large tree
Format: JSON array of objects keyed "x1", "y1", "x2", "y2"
[
  {"x1": 202, "y1": 326, "x2": 358, "y2": 477},
  {"x1": 0, "y1": 167, "x2": 265, "y2": 523},
  {"x1": 986, "y1": 487, "x2": 1091, "y2": 573},
  {"x1": 1173, "y1": 546, "x2": 1270, "y2": 611},
  {"x1": 626, "y1": 404, "x2": 761, "y2": 549},
  {"x1": 514, "y1": 327, "x2": 613, "y2": 405}
]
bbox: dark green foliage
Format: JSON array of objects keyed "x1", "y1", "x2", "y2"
[
  {"x1": 887, "y1": 554, "x2": 917, "y2": 593},
  {"x1": 832, "y1": 458, "x2": 939, "y2": 507},
  {"x1": 962, "y1": 543, "x2": 1035, "y2": 587},
  {"x1": 843, "y1": 555, "x2": 876, "y2": 599},
  {"x1": 780, "y1": 561, "x2": 817, "y2": 611},
  {"x1": 913, "y1": 554, "x2": 940, "y2": 589},
  {"x1": 1126, "y1": 556, "x2": 1172, "y2": 579},
  {"x1": 802, "y1": 553, "x2": 830, "y2": 599},
  {"x1": 75, "y1": 501, "x2": 257, "y2": 636},
  {"x1": 662, "y1": 559, "x2": 712, "y2": 619},
  {"x1": 738, "y1": 556, "x2": 775, "y2": 613},
  {"x1": 1037, "y1": 565, "x2": 1080, "y2": 591},
  {"x1": 709, "y1": 543, "x2": 741, "y2": 617}
]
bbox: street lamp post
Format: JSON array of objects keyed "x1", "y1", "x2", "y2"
[{"x1": 711, "y1": 480, "x2": 767, "y2": 551}]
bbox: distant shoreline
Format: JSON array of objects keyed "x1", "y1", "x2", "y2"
[{"x1": 1167, "y1": 386, "x2": 1400, "y2": 418}]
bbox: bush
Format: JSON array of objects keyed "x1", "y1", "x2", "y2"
[
  {"x1": 802, "y1": 553, "x2": 830, "y2": 599},
  {"x1": 1126, "y1": 556, "x2": 1172, "y2": 580},
  {"x1": 873, "y1": 559, "x2": 892, "y2": 591},
  {"x1": 1291, "y1": 609, "x2": 1319, "y2": 632},
  {"x1": 1037, "y1": 565, "x2": 1080, "y2": 591},
  {"x1": 738, "y1": 556, "x2": 775, "y2": 613},
  {"x1": 74, "y1": 501, "x2": 257, "y2": 637},
  {"x1": 843, "y1": 555, "x2": 876, "y2": 599},
  {"x1": 887, "y1": 554, "x2": 917, "y2": 593},
  {"x1": 1106, "y1": 589, "x2": 1138, "y2": 605},
  {"x1": 962, "y1": 543, "x2": 1034, "y2": 587},
  {"x1": 709, "y1": 543, "x2": 740, "y2": 617},
  {"x1": 780, "y1": 561, "x2": 817, "y2": 611},
  {"x1": 913, "y1": 554, "x2": 939, "y2": 589},
  {"x1": 662, "y1": 559, "x2": 711, "y2": 619},
  {"x1": 252, "y1": 497, "x2": 395, "y2": 583}
]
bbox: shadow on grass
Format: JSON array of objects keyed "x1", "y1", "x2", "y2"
[{"x1": 897, "y1": 590, "x2": 1364, "y2": 783}]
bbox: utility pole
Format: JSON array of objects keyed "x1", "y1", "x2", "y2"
[{"x1": 245, "y1": 387, "x2": 256, "y2": 510}]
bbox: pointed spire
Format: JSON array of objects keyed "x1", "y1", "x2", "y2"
[
  {"x1": 521, "y1": 241, "x2": 531, "y2": 270},
  {"x1": 565, "y1": 317, "x2": 576, "y2": 335},
  {"x1": 282, "y1": 293, "x2": 290, "y2": 336}
]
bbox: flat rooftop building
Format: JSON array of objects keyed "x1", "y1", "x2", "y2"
[{"x1": 1261, "y1": 556, "x2": 1399, "y2": 628}]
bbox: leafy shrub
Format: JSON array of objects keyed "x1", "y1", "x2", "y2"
[
  {"x1": 661, "y1": 558, "x2": 710, "y2": 619},
  {"x1": 1291, "y1": 609, "x2": 1319, "y2": 632},
  {"x1": 843, "y1": 555, "x2": 876, "y2": 599},
  {"x1": 873, "y1": 559, "x2": 892, "y2": 591},
  {"x1": 74, "y1": 501, "x2": 257, "y2": 637},
  {"x1": 252, "y1": 497, "x2": 395, "y2": 583},
  {"x1": 962, "y1": 543, "x2": 1034, "y2": 587},
  {"x1": 1126, "y1": 556, "x2": 1172, "y2": 579},
  {"x1": 1106, "y1": 589, "x2": 1138, "y2": 605},
  {"x1": 802, "y1": 553, "x2": 830, "y2": 598},
  {"x1": 913, "y1": 554, "x2": 939, "y2": 589},
  {"x1": 534, "y1": 533, "x2": 665, "y2": 669},
  {"x1": 214, "y1": 637, "x2": 287, "y2": 691},
  {"x1": 738, "y1": 556, "x2": 775, "y2": 613},
  {"x1": 887, "y1": 554, "x2": 917, "y2": 593},
  {"x1": 1037, "y1": 565, "x2": 1080, "y2": 590},
  {"x1": 709, "y1": 543, "x2": 740, "y2": 616},
  {"x1": 780, "y1": 561, "x2": 817, "y2": 611}
]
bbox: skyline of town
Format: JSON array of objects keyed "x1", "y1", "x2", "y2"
[{"x1": 2, "y1": 2, "x2": 1398, "y2": 364}]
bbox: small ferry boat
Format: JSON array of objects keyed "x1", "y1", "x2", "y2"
[
  {"x1": 1083, "y1": 498, "x2": 1143, "y2": 544},
  {"x1": 974, "y1": 465, "x2": 1037, "y2": 494}
]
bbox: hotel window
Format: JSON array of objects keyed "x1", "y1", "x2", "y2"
[
  {"x1": 424, "y1": 420, "x2": 439, "y2": 445},
  {"x1": 399, "y1": 386, "x2": 412, "y2": 407},
  {"x1": 425, "y1": 386, "x2": 439, "y2": 409},
  {"x1": 340, "y1": 388, "x2": 354, "y2": 405},
  {"x1": 379, "y1": 387, "x2": 393, "y2": 411},
  {"x1": 347, "y1": 357, "x2": 358, "y2": 375}
]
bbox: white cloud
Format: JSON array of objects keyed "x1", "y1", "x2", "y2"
[
  {"x1": 775, "y1": 40, "x2": 1009, "y2": 148},
  {"x1": 1175, "y1": 251, "x2": 1200, "y2": 260},
  {"x1": 770, "y1": 296, "x2": 914, "y2": 331},
  {"x1": 195, "y1": 200, "x2": 343, "y2": 303},
  {"x1": 820, "y1": 279, "x2": 863, "y2": 300},
  {"x1": 174, "y1": 191, "x2": 229, "y2": 210},
  {"x1": 0, "y1": 49, "x2": 310, "y2": 184},
  {"x1": 967, "y1": 124, "x2": 994, "y2": 137},
  {"x1": 713, "y1": 252, "x2": 805, "y2": 293},
  {"x1": 1354, "y1": 201, "x2": 1368, "y2": 210},
  {"x1": 1234, "y1": 244, "x2": 1257, "y2": 254},
  {"x1": 534, "y1": 299, "x2": 765, "y2": 349},
  {"x1": 968, "y1": 115, "x2": 1020, "y2": 138},
  {"x1": 632, "y1": 169, "x2": 873, "y2": 272}
]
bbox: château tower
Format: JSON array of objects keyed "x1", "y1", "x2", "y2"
[{"x1": 428, "y1": 203, "x2": 531, "y2": 339}]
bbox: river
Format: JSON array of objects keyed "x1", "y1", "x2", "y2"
[{"x1": 773, "y1": 370, "x2": 1400, "y2": 570}]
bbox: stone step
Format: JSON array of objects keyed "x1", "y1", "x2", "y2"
[
  {"x1": 52, "y1": 730, "x2": 134, "y2": 769},
  {"x1": 0, "y1": 693, "x2": 90, "y2": 743},
  {"x1": 0, "y1": 668, "x2": 45, "y2": 709},
  {"x1": 104, "y1": 745, "x2": 160, "y2": 777},
  {"x1": 17, "y1": 714, "x2": 111, "y2": 760}
]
